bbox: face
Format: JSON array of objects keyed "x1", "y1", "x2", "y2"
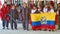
[
  {"x1": 38, "y1": 6, "x2": 42, "y2": 11},
  {"x1": 23, "y1": 3, "x2": 27, "y2": 8},
  {"x1": 38, "y1": 6, "x2": 42, "y2": 9},
  {"x1": 33, "y1": 6, "x2": 36, "y2": 10},
  {"x1": 30, "y1": 1, "x2": 34, "y2": 4},
  {"x1": 45, "y1": 5, "x2": 48, "y2": 8},
  {"x1": 50, "y1": 5, "x2": 53, "y2": 9},
  {"x1": 12, "y1": 6, "x2": 15, "y2": 9},
  {"x1": 4, "y1": 3, "x2": 7, "y2": 7}
]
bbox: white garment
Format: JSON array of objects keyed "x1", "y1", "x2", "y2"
[
  {"x1": 49, "y1": 9, "x2": 54, "y2": 12},
  {"x1": 43, "y1": 7, "x2": 48, "y2": 12},
  {"x1": 31, "y1": 9, "x2": 36, "y2": 13},
  {"x1": 56, "y1": 11, "x2": 59, "y2": 15}
]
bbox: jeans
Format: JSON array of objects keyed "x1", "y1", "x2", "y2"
[
  {"x1": 2, "y1": 19, "x2": 9, "y2": 28},
  {"x1": 10, "y1": 17, "x2": 17, "y2": 29},
  {"x1": 22, "y1": 20, "x2": 29, "y2": 30}
]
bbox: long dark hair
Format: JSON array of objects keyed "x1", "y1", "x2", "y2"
[{"x1": 33, "y1": 4, "x2": 38, "y2": 9}]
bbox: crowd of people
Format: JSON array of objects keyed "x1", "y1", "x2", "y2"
[{"x1": 0, "y1": 1, "x2": 60, "y2": 31}]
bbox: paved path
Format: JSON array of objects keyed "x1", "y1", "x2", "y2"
[{"x1": 0, "y1": 18, "x2": 60, "y2": 34}]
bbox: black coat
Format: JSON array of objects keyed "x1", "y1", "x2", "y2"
[{"x1": 9, "y1": 9, "x2": 19, "y2": 20}]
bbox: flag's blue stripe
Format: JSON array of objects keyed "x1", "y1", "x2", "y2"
[
  {"x1": 32, "y1": 21, "x2": 41, "y2": 26},
  {"x1": 47, "y1": 21, "x2": 55, "y2": 26},
  {"x1": 32, "y1": 21, "x2": 55, "y2": 26}
]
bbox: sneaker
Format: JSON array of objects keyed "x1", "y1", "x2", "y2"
[
  {"x1": 15, "y1": 28, "x2": 17, "y2": 30},
  {"x1": 3, "y1": 27, "x2": 5, "y2": 29},
  {"x1": 49, "y1": 30, "x2": 51, "y2": 31},
  {"x1": 7, "y1": 28, "x2": 9, "y2": 30},
  {"x1": 11, "y1": 28, "x2": 14, "y2": 30},
  {"x1": 52, "y1": 30, "x2": 55, "y2": 32},
  {"x1": 26, "y1": 29, "x2": 29, "y2": 31},
  {"x1": 24, "y1": 28, "x2": 26, "y2": 30}
]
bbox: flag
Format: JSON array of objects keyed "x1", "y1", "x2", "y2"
[{"x1": 30, "y1": 12, "x2": 56, "y2": 30}]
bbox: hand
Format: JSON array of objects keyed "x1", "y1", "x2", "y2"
[{"x1": 40, "y1": 12, "x2": 43, "y2": 14}]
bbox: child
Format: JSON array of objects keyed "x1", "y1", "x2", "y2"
[
  {"x1": 31, "y1": 4, "x2": 39, "y2": 14},
  {"x1": 38, "y1": 5, "x2": 43, "y2": 13},
  {"x1": 43, "y1": 5, "x2": 48, "y2": 13},
  {"x1": 9, "y1": 4, "x2": 18, "y2": 30},
  {"x1": 48, "y1": 5, "x2": 54, "y2": 13}
]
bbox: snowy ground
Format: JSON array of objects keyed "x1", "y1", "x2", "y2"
[{"x1": 0, "y1": 18, "x2": 60, "y2": 34}]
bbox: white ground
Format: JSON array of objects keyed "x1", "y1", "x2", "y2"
[{"x1": 0, "y1": 18, "x2": 60, "y2": 34}]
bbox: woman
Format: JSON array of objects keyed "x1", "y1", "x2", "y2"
[
  {"x1": 43, "y1": 5, "x2": 48, "y2": 13},
  {"x1": 48, "y1": 5, "x2": 54, "y2": 12},
  {"x1": 38, "y1": 6, "x2": 43, "y2": 13},
  {"x1": 47, "y1": 5, "x2": 55, "y2": 31},
  {"x1": 31, "y1": 4, "x2": 39, "y2": 14},
  {"x1": 57, "y1": 9, "x2": 60, "y2": 29}
]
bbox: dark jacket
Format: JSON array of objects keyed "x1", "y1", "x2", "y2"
[
  {"x1": 20, "y1": 7, "x2": 30, "y2": 20},
  {"x1": 9, "y1": 8, "x2": 19, "y2": 20},
  {"x1": 34, "y1": 10, "x2": 40, "y2": 13}
]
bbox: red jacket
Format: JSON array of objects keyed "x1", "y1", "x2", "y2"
[
  {"x1": 30, "y1": 4, "x2": 34, "y2": 9},
  {"x1": 1, "y1": 6, "x2": 9, "y2": 20},
  {"x1": 55, "y1": 11, "x2": 59, "y2": 25}
]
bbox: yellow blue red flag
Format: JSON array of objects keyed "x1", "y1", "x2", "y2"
[{"x1": 30, "y1": 12, "x2": 56, "y2": 30}]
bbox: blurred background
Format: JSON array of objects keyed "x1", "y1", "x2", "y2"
[{"x1": 0, "y1": 0, "x2": 60, "y2": 9}]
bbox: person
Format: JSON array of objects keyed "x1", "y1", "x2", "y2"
[
  {"x1": 1, "y1": 2, "x2": 9, "y2": 29},
  {"x1": 48, "y1": 5, "x2": 54, "y2": 13},
  {"x1": 43, "y1": 5, "x2": 48, "y2": 13},
  {"x1": 31, "y1": 4, "x2": 39, "y2": 14},
  {"x1": 58, "y1": 9, "x2": 60, "y2": 29},
  {"x1": 20, "y1": 2, "x2": 30, "y2": 30},
  {"x1": 30, "y1": 1, "x2": 34, "y2": 9},
  {"x1": 8, "y1": 4, "x2": 18, "y2": 30},
  {"x1": 55, "y1": 9, "x2": 59, "y2": 31},
  {"x1": 47, "y1": 5, "x2": 55, "y2": 31},
  {"x1": 37, "y1": 5, "x2": 43, "y2": 13}
]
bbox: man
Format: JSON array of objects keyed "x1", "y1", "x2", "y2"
[
  {"x1": 1, "y1": 2, "x2": 9, "y2": 29},
  {"x1": 20, "y1": 2, "x2": 30, "y2": 30}
]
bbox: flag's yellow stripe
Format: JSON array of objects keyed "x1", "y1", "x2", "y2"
[{"x1": 31, "y1": 12, "x2": 56, "y2": 21}]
